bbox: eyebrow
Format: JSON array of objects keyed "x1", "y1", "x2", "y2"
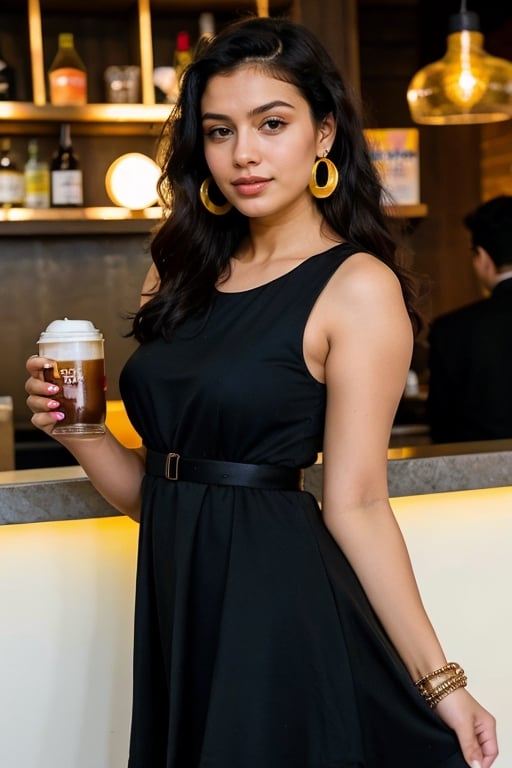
[{"x1": 202, "y1": 100, "x2": 295, "y2": 121}]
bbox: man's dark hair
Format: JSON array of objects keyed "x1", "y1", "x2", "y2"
[{"x1": 464, "y1": 195, "x2": 512, "y2": 268}]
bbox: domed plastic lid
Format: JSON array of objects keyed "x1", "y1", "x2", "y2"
[{"x1": 38, "y1": 318, "x2": 103, "y2": 343}]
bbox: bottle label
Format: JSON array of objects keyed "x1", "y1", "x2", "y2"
[
  {"x1": 49, "y1": 68, "x2": 87, "y2": 106},
  {"x1": 0, "y1": 170, "x2": 24, "y2": 205},
  {"x1": 51, "y1": 169, "x2": 83, "y2": 205},
  {"x1": 25, "y1": 168, "x2": 50, "y2": 208}
]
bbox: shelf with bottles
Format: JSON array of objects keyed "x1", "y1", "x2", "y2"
[
  {"x1": 1, "y1": 125, "x2": 161, "y2": 212},
  {"x1": 0, "y1": 0, "x2": 294, "y2": 126},
  {"x1": 1, "y1": 1, "x2": 290, "y2": 12},
  {"x1": 1, "y1": 127, "x2": 427, "y2": 229}
]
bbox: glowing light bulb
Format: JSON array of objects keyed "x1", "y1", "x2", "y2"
[
  {"x1": 407, "y1": 9, "x2": 512, "y2": 125},
  {"x1": 442, "y1": 30, "x2": 489, "y2": 108}
]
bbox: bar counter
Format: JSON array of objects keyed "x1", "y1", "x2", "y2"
[
  {"x1": 2, "y1": 439, "x2": 512, "y2": 525},
  {"x1": 1, "y1": 443, "x2": 512, "y2": 768}
]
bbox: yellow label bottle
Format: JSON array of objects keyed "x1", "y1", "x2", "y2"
[{"x1": 24, "y1": 139, "x2": 50, "y2": 208}]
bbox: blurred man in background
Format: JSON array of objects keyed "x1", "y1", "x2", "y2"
[{"x1": 427, "y1": 195, "x2": 512, "y2": 443}]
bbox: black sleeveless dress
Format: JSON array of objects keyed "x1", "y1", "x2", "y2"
[{"x1": 120, "y1": 243, "x2": 466, "y2": 768}]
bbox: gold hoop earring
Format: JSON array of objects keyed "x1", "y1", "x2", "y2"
[
  {"x1": 309, "y1": 155, "x2": 339, "y2": 199},
  {"x1": 199, "y1": 176, "x2": 232, "y2": 215}
]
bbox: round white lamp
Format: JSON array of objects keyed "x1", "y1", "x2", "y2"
[{"x1": 105, "y1": 152, "x2": 160, "y2": 210}]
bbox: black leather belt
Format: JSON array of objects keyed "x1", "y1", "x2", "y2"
[{"x1": 145, "y1": 449, "x2": 303, "y2": 490}]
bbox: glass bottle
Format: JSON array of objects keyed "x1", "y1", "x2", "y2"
[
  {"x1": 0, "y1": 138, "x2": 24, "y2": 208},
  {"x1": 48, "y1": 33, "x2": 87, "y2": 106},
  {"x1": 50, "y1": 124, "x2": 84, "y2": 207},
  {"x1": 194, "y1": 13, "x2": 215, "y2": 59},
  {"x1": 0, "y1": 45, "x2": 16, "y2": 101},
  {"x1": 24, "y1": 139, "x2": 50, "y2": 209},
  {"x1": 173, "y1": 30, "x2": 192, "y2": 83}
]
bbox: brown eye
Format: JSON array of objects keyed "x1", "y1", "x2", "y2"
[
  {"x1": 263, "y1": 118, "x2": 285, "y2": 131},
  {"x1": 204, "y1": 126, "x2": 232, "y2": 139}
]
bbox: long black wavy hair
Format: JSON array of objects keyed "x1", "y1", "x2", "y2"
[{"x1": 131, "y1": 15, "x2": 424, "y2": 342}]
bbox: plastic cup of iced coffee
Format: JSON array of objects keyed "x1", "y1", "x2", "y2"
[{"x1": 37, "y1": 318, "x2": 106, "y2": 435}]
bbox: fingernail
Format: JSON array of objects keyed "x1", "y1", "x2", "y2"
[
  {"x1": 52, "y1": 412, "x2": 65, "y2": 421},
  {"x1": 471, "y1": 761, "x2": 482, "y2": 768},
  {"x1": 47, "y1": 385, "x2": 59, "y2": 394}
]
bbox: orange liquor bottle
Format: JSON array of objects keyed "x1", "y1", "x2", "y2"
[{"x1": 48, "y1": 33, "x2": 87, "y2": 106}]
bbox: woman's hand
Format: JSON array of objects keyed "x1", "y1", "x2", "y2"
[
  {"x1": 25, "y1": 355, "x2": 65, "y2": 437},
  {"x1": 436, "y1": 687, "x2": 498, "y2": 768},
  {"x1": 25, "y1": 353, "x2": 145, "y2": 520}
]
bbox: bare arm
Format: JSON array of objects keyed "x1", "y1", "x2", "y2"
[
  {"x1": 313, "y1": 252, "x2": 497, "y2": 768},
  {"x1": 24, "y1": 262, "x2": 161, "y2": 522},
  {"x1": 321, "y1": 255, "x2": 439, "y2": 678}
]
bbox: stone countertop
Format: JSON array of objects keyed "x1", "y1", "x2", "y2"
[
  {"x1": 0, "y1": 466, "x2": 118, "y2": 525},
  {"x1": 2, "y1": 441, "x2": 512, "y2": 526}
]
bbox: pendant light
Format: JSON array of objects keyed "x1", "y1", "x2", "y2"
[{"x1": 407, "y1": 1, "x2": 512, "y2": 125}]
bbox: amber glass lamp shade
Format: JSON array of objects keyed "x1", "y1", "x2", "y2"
[{"x1": 407, "y1": 10, "x2": 512, "y2": 125}]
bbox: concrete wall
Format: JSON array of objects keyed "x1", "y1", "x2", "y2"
[{"x1": 1, "y1": 234, "x2": 151, "y2": 429}]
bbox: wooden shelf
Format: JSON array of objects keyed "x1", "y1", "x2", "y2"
[
  {"x1": 386, "y1": 203, "x2": 428, "y2": 219},
  {"x1": 0, "y1": 203, "x2": 426, "y2": 237},
  {"x1": 0, "y1": 103, "x2": 171, "y2": 123},
  {"x1": 0, "y1": 102, "x2": 171, "y2": 135},
  {"x1": 0, "y1": 206, "x2": 163, "y2": 235}
]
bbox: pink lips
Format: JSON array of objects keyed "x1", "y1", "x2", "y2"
[{"x1": 232, "y1": 176, "x2": 270, "y2": 196}]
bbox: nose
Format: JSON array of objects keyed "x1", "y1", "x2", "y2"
[{"x1": 232, "y1": 127, "x2": 260, "y2": 167}]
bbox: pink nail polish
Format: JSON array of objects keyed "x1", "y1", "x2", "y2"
[
  {"x1": 48, "y1": 400, "x2": 60, "y2": 409},
  {"x1": 52, "y1": 412, "x2": 65, "y2": 421},
  {"x1": 48, "y1": 385, "x2": 59, "y2": 394}
]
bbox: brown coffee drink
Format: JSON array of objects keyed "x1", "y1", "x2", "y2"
[
  {"x1": 38, "y1": 319, "x2": 106, "y2": 435},
  {"x1": 43, "y1": 358, "x2": 106, "y2": 430}
]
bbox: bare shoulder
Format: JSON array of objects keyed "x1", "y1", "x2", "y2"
[
  {"x1": 140, "y1": 263, "x2": 160, "y2": 307},
  {"x1": 332, "y1": 250, "x2": 403, "y2": 302},
  {"x1": 321, "y1": 250, "x2": 411, "y2": 334},
  {"x1": 304, "y1": 250, "x2": 412, "y2": 384}
]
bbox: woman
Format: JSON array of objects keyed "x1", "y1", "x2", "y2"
[{"x1": 26, "y1": 16, "x2": 497, "y2": 768}]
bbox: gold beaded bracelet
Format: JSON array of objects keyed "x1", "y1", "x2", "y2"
[{"x1": 415, "y1": 662, "x2": 468, "y2": 708}]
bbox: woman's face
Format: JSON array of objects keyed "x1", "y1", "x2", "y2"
[{"x1": 200, "y1": 66, "x2": 335, "y2": 220}]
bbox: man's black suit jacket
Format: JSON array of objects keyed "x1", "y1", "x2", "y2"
[{"x1": 426, "y1": 277, "x2": 512, "y2": 443}]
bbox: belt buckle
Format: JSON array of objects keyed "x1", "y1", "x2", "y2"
[{"x1": 165, "y1": 452, "x2": 180, "y2": 480}]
